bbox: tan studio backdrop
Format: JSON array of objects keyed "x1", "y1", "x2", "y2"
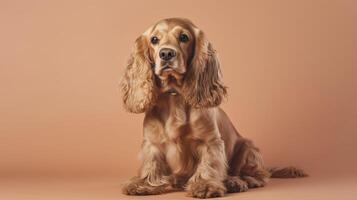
[{"x1": 0, "y1": 1, "x2": 357, "y2": 199}]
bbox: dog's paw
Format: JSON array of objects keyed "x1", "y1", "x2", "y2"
[
  {"x1": 122, "y1": 177, "x2": 167, "y2": 195},
  {"x1": 242, "y1": 176, "x2": 266, "y2": 188},
  {"x1": 224, "y1": 176, "x2": 248, "y2": 193},
  {"x1": 187, "y1": 180, "x2": 226, "y2": 198}
]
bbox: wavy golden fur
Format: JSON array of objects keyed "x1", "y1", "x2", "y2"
[{"x1": 120, "y1": 18, "x2": 306, "y2": 198}]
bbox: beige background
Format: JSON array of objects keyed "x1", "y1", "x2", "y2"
[{"x1": 1, "y1": 0, "x2": 357, "y2": 199}]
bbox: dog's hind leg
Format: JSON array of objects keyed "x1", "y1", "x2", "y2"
[
  {"x1": 224, "y1": 139, "x2": 251, "y2": 193},
  {"x1": 228, "y1": 139, "x2": 270, "y2": 189},
  {"x1": 224, "y1": 175, "x2": 248, "y2": 193}
]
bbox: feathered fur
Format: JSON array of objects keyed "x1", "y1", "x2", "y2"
[
  {"x1": 121, "y1": 18, "x2": 306, "y2": 199},
  {"x1": 120, "y1": 36, "x2": 157, "y2": 113},
  {"x1": 181, "y1": 30, "x2": 227, "y2": 107}
]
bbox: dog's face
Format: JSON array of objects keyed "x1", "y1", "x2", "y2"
[
  {"x1": 121, "y1": 18, "x2": 227, "y2": 113},
  {"x1": 147, "y1": 20, "x2": 195, "y2": 84},
  {"x1": 143, "y1": 19, "x2": 197, "y2": 93}
]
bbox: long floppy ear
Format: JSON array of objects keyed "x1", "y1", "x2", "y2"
[
  {"x1": 120, "y1": 36, "x2": 157, "y2": 113},
  {"x1": 181, "y1": 30, "x2": 227, "y2": 108}
]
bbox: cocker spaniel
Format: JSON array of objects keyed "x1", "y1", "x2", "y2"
[{"x1": 120, "y1": 18, "x2": 306, "y2": 198}]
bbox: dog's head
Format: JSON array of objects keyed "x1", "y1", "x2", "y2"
[{"x1": 120, "y1": 18, "x2": 227, "y2": 113}]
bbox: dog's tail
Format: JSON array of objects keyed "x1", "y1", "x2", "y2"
[{"x1": 267, "y1": 166, "x2": 308, "y2": 178}]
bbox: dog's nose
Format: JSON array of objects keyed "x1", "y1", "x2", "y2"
[{"x1": 159, "y1": 48, "x2": 176, "y2": 61}]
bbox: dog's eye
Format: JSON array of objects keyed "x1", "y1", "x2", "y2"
[
  {"x1": 150, "y1": 36, "x2": 159, "y2": 45},
  {"x1": 179, "y1": 34, "x2": 189, "y2": 43}
]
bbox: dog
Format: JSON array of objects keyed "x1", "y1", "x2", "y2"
[{"x1": 120, "y1": 18, "x2": 307, "y2": 198}]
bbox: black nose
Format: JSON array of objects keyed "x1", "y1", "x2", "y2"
[{"x1": 159, "y1": 48, "x2": 176, "y2": 61}]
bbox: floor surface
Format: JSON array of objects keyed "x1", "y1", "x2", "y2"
[{"x1": 1, "y1": 173, "x2": 356, "y2": 200}]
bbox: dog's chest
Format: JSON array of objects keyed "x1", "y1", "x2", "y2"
[
  {"x1": 165, "y1": 139, "x2": 197, "y2": 177},
  {"x1": 163, "y1": 98, "x2": 187, "y2": 140},
  {"x1": 160, "y1": 96, "x2": 197, "y2": 177}
]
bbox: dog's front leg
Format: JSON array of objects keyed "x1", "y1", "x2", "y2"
[
  {"x1": 122, "y1": 139, "x2": 172, "y2": 195},
  {"x1": 122, "y1": 113, "x2": 174, "y2": 195},
  {"x1": 186, "y1": 136, "x2": 227, "y2": 198}
]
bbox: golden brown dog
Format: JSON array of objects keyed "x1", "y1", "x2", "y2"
[{"x1": 120, "y1": 18, "x2": 306, "y2": 198}]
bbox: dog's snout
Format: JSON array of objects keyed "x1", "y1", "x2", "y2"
[{"x1": 159, "y1": 48, "x2": 176, "y2": 61}]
